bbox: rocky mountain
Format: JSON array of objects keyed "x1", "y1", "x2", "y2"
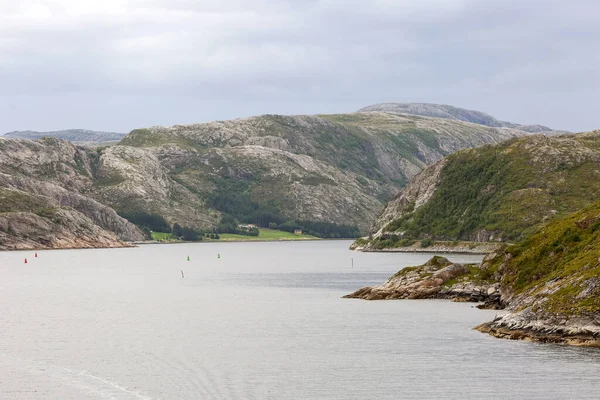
[
  {"x1": 115, "y1": 112, "x2": 521, "y2": 231},
  {"x1": 0, "y1": 111, "x2": 524, "y2": 249},
  {"x1": 3, "y1": 129, "x2": 125, "y2": 144},
  {"x1": 358, "y1": 130, "x2": 600, "y2": 249},
  {"x1": 359, "y1": 103, "x2": 568, "y2": 135}
]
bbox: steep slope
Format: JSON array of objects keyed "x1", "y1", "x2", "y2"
[
  {"x1": 117, "y1": 113, "x2": 521, "y2": 230},
  {"x1": 359, "y1": 103, "x2": 567, "y2": 134},
  {"x1": 0, "y1": 187, "x2": 133, "y2": 250},
  {"x1": 474, "y1": 202, "x2": 600, "y2": 346},
  {"x1": 92, "y1": 144, "x2": 218, "y2": 228},
  {"x1": 358, "y1": 131, "x2": 600, "y2": 248},
  {"x1": 4, "y1": 129, "x2": 125, "y2": 143},
  {"x1": 0, "y1": 137, "x2": 145, "y2": 249}
]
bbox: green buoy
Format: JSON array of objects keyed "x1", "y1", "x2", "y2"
[
  {"x1": 187, "y1": 256, "x2": 190, "y2": 261},
  {"x1": 217, "y1": 254, "x2": 220, "y2": 259}
]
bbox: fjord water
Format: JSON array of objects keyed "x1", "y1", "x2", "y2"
[{"x1": 1, "y1": 241, "x2": 599, "y2": 399}]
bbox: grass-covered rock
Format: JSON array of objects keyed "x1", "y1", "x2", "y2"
[{"x1": 474, "y1": 201, "x2": 600, "y2": 346}]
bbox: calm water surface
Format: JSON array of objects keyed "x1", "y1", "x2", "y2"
[{"x1": 1, "y1": 241, "x2": 599, "y2": 399}]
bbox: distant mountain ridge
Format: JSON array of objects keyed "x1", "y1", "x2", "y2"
[
  {"x1": 4, "y1": 129, "x2": 125, "y2": 143},
  {"x1": 358, "y1": 103, "x2": 568, "y2": 135},
  {"x1": 0, "y1": 111, "x2": 523, "y2": 249}
]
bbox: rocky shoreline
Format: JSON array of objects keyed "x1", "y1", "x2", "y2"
[
  {"x1": 343, "y1": 255, "x2": 600, "y2": 347},
  {"x1": 350, "y1": 241, "x2": 501, "y2": 255},
  {"x1": 474, "y1": 322, "x2": 600, "y2": 347}
]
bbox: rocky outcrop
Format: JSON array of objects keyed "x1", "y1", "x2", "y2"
[
  {"x1": 0, "y1": 173, "x2": 144, "y2": 241},
  {"x1": 474, "y1": 311, "x2": 600, "y2": 347},
  {"x1": 342, "y1": 252, "x2": 599, "y2": 347},
  {"x1": 343, "y1": 256, "x2": 499, "y2": 302},
  {"x1": 0, "y1": 209, "x2": 131, "y2": 250},
  {"x1": 0, "y1": 138, "x2": 145, "y2": 249}
]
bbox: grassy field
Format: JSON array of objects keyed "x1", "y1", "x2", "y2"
[
  {"x1": 150, "y1": 228, "x2": 317, "y2": 242},
  {"x1": 219, "y1": 228, "x2": 317, "y2": 241},
  {"x1": 151, "y1": 231, "x2": 174, "y2": 241}
]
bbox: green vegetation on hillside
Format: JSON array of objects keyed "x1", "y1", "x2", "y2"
[
  {"x1": 377, "y1": 133, "x2": 600, "y2": 243},
  {"x1": 118, "y1": 211, "x2": 172, "y2": 233},
  {"x1": 484, "y1": 202, "x2": 600, "y2": 315},
  {"x1": 208, "y1": 177, "x2": 285, "y2": 226},
  {"x1": 276, "y1": 220, "x2": 360, "y2": 238}
]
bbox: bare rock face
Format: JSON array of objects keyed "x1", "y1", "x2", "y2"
[
  {"x1": 0, "y1": 138, "x2": 145, "y2": 249},
  {"x1": 0, "y1": 210, "x2": 130, "y2": 250},
  {"x1": 0, "y1": 174, "x2": 144, "y2": 242},
  {"x1": 371, "y1": 158, "x2": 448, "y2": 236},
  {"x1": 343, "y1": 256, "x2": 499, "y2": 302}
]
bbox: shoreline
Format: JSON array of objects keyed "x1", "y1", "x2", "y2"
[
  {"x1": 474, "y1": 322, "x2": 600, "y2": 347},
  {"x1": 1, "y1": 237, "x2": 353, "y2": 251},
  {"x1": 137, "y1": 237, "x2": 321, "y2": 245},
  {"x1": 351, "y1": 243, "x2": 501, "y2": 255},
  {"x1": 341, "y1": 255, "x2": 600, "y2": 349}
]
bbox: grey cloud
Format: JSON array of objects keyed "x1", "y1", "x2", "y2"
[{"x1": 1, "y1": 0, "x2": 599, "y2": 132}]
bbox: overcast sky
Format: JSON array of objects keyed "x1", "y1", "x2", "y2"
[{"x1": 1, "y1": 0, "x2": 599, "y2": 133}]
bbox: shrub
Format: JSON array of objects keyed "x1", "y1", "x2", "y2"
[{"x1": 421, "y1": 238, "x2": 435, "y2": 248}]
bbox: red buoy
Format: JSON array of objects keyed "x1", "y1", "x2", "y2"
[
  {"x1": 24, "y1": 258, "x2": 28, "y2": 264},
  {"x1": 35, "y1": 253, "x2": 38, "y2": 258}
]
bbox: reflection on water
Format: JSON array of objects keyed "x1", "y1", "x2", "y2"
[{"x1": 0, "y1": 241, "x2": 598, "y2": 399}]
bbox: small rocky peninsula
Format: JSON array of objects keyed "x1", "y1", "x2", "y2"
[{"x1": 343, "y1": 256, "x2": 500, "y2": 304}]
